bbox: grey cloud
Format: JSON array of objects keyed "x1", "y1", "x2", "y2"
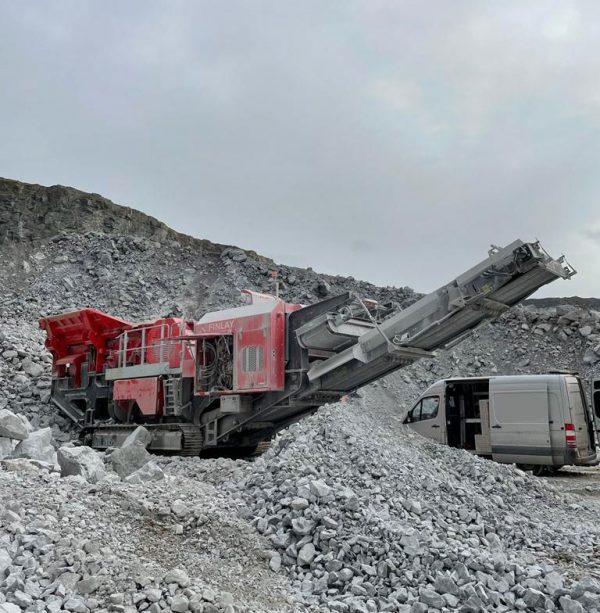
[{"x1": 583, "y1": 226, "x2": 600, "y2": 242}]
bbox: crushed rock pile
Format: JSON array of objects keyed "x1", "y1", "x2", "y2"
[
  {"x1": 0, "y1": 320, "x2": 68, "y2": 436},
  {"x1": 0, "y1": 459, "x2": 293, "y2": 613},
  {"x1": 162, "y1": 394, "x2": 600, "y2": 612},
  {"x1": 514, "y1": 304, "x2": 600, "y2": 367},
  {"x1": 0, "y1": 416, "x2": 293, "y2": 613},
  {"x1": 0, "y1": 231, "x2": 414, "y2": 322},
  {"x1": 4, "y1": 395, "x2": 600, "y2": 612}
]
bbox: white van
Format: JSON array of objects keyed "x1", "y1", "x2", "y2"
[{"x1": 404, "y1": 374, "x2": 597, "y2": 474}]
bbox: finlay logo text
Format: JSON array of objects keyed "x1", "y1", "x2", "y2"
[{"x1": 198, "y1": 319, "x2": 235, "y2": 333}]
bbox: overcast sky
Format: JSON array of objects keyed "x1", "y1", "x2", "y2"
[{"x1": 1, "y1": 1, "x2": 599, "y2": 297}]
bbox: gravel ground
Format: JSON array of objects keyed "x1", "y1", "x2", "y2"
[{"x1": 543, "y1": 465, "x2": 600, "y2": 498}]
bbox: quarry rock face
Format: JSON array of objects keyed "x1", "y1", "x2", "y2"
[{"x1": 0, "y1": 177, "x2": 599, "y2": 612}]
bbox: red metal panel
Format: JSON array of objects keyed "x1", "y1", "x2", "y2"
[
  {"x1": 113, "y1": 377, "x2": 160, "y2": 416},
  {"x1": 233, "y1": 301, "x2": 287, "y2": 392},
  {"x1": 235, "y1": 319, "x2": 269, "y2": 390}
]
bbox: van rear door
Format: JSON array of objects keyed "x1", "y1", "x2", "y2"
[
  {"x1": 489, "y1": 379, "x2": 552, "y2": 464},
  {"x1": 565, "y1": 376, "x2": 595, "y2": 457}
]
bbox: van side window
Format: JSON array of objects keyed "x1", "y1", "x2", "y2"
[{"x1": 420, "y1": 396, "x2": 439, "y2": 420}]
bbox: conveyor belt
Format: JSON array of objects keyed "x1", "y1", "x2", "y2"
[{"x1": 304, "y1": 241, "x2": 574, "y2": 392}]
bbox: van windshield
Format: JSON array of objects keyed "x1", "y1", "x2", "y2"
[{"x1": 405, "y1": 396, "x2": 439, "y2": 422}]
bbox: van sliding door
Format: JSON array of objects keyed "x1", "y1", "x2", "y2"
[{"x1": 489, "y1": 380, "x2": 552, "y2": 464}]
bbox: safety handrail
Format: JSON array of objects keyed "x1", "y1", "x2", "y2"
[{"x1": 108, "y1": 321, "x2": 187, "y2": 369}]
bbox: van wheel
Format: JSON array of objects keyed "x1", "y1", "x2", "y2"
[{"x1": 517, "y1": 464, "x2": 547, "y2": 476}]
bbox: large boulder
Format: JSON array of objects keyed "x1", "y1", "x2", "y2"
[
  {"x1": 0, "y1": 438, "x2": 13, "y2": 460},
  {"x1": 124, "y1": 460, "x2": 164, "y2": 484},
  {"x1": 297, "y1": 542, "x2": 316, "y2": 566},
  {"x1": 314, "y1": 280, "x2": 331, "y2": 297},
  {"x1": 12, "y1": 427, "x2": 55, "y2": 463},
  {"x1": 122, "y1": 425, "x2": 152, "y2": 448},
  {"x1": 57, "y1": 445, "x2": 106, "y2": 483},
  {"x1": 17, "y1": 413, "x2": 34, "y2": 435},
  {"x1": 110, "y1": 444, "x2": 152, "y2": 479},
  {"x1": 0, "y1": 409, "x2": 29, "y2": 440},
  {"x1": 110, "y1": 426, "x2": 154, "y2": 478},
  {"x1": 21, "y1": 356, "x2": 45, "y2": 378},
  {"x1": 163, "y1": 568, "x2": 190, "y2": 588}
]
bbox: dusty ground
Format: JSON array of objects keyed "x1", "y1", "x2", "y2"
[
  {"x1": 539, "y1": 465, "x2": 600, "y2": 584},
  {"x1": 545, "y1": 464, "x2": 600, "y2": 498}
]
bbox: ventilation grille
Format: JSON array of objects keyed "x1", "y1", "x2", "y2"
[{"x1": 242, "y1": 346, "x2": 263, "y2": 372}]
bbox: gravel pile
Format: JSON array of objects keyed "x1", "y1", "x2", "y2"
[
  {"x1": 0, "y1": 464, "x2": 293, "y2": 613},
  {"x1": 162, "y1": 393, "x2": 599, "y2": 613},
  {"x1": 3, "y1": 395, "x2": 600, "y2": 612},
  {"x1": 0, "y1": 417, "x2": 293, "y2": 613},
  {"x1": 0, "y1": 319, "x2": 70, "y2": 437}
]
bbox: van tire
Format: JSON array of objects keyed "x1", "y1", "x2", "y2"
[{"x1": 517, "y1": 464, "x2": 548, "y2": 476}]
